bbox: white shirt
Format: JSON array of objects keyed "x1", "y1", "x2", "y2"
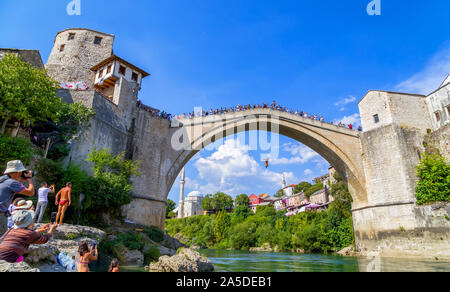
[{"x1": 38, "y1": 187, "x2": 51, "y2": 202}]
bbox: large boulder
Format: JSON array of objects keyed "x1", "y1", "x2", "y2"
[
  {"x1": 111, "y1": 243, "x2": 144, "y2": 266},
  {"x1": 0, "y1": 260, "x2": 40, "y2": 272},
  {"x1": 337, "y1": 245, "x2": 357, "y2": 256},
  {"x1": 35, "y1": 224, "x2": 106, "y2": 242},
  {"x1": 25, "y1": 243, "x2": 58, "y2": 264},
  {"x1": 162, "y1": 233, "x2": 185, "y2": 251},
  {"x1": 148, "y1": 248, "x2": 214, "y2": 272}
]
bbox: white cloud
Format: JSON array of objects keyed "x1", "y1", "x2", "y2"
[
  {"x1": 304, "y1": 169, "x2": 313, "y2": 175},
  {"x1": 334, "y1": 95, "x2": 357, "y2": 107},
  {"x1": 334, "y1": 113, "x2": 361, "y2": 127},
  {"x1": 268, "y1": 143, "x2": 319, "y2": 165},
  {"x1": 193, "y1": 139, "x2": 299, "y2": 195},
  {"x1": 396, "y1": 45, "x2": 450, "y2": 95}
]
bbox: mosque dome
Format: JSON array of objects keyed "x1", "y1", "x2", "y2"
[{"x1": 187, "y1": 191, "x2": 203, "y2": 198}]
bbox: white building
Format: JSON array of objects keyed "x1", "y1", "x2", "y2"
[{"x1": 183, "y1": 191, "x2": 204, "y2": 217}]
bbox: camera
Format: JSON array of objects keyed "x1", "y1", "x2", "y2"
[
  {"x1": 50, "y1": 212, "x2": 57, "y2": 224},
  {"x1": 21, "y1": 170, "x2": 34, "y2": 179}
]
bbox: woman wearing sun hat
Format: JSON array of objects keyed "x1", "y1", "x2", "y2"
[
  {"x1": 0, "y1": 209, "x2": 57, "y2": 263},
  {"x1": 0, "y1": 160, "x2": 35, "y2": 235}
]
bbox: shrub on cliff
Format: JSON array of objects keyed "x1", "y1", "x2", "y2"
[
  {"x1": 416, "y1": 154, "x2": 450, "y2": 205},
  {"x1": 0, "y1": 135, "x2": 35, "y2": 172},
  {"x1": 87, "y1": 148, "x2": 142, "y2": 209}
]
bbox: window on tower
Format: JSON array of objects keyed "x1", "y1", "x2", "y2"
[
  {"x1": 131, "y1": 72, "x2": 138, "y2": 82},
  {"x1": 68, "y1": 33, "x2": 75, "y2": 40},
  {"x1": 435, "y1": 111, "x2": 441, "y2": 122},
  {"x1": 94, "y1": 36, "x2": 102, "y2": 45},
  {"x1": 59, "y1": 44, "x2": 65, "y2": 52},
  {"x1": 373, "y1": 114, "x2": 380, "y2": 123},
  {"x1": 118, "y1": 65, "x2": 126, "y2": 75}
]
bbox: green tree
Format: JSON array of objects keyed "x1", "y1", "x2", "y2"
[
  {"x1": 166, "y1": 199, "x2": 176, "y2": 218},
  {"x1": 0, "y1": 53, "x2": 61, "y2": 134},
  {"x1": 294, "y1": 181, "x2": 312, "y2": 194},
  {"x1": 54, "y1": 102, "x2": 95, "y2": 141},
  {"x1": 275, "y1": 189, "x2": 284, "y2": 198},
  {"x1": 416, "y1": 154, "x2": 450, "y2": 205},
  {"x1": 202, "y1": 194, "x2": 213, "y2": 212},
  {"x1": 304, "y1": 183, "x2": 325, "y2": 199},
  {"x1": 214, "y1": 210, "x2": 230, "y2": 243},
  {"x1": 235, "y1": 194, "x2": 250, "y2": 207},
  {"x1": 329, "y1": 174, "x2": 353, "y2": 218},
  {"x1": 0, "y1": 135, "x2": 35, "y2": 172},
  {"x1": 86, "y1": 148, "x2": 142, "y2": 210},
  {"x1": 211, "y1": 192, "x2": 233, "y2": 212}
]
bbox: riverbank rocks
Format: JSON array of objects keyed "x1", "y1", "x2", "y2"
[
  {"x1": 111, "y1": 243, "x2": 144, "y2": 266},
  {"x1": 337, "y1": 246, "x2": 357, "y2": 256},
  {"x1": 250, "y1": 243, "x2": 272, "y2": 252},
  {"x1": 173, "y1": 233, "x2": 190, "y2": 246},
  {"x1": 147, "y1": 248, "x2": 214, "y2": 272},
  {"x1": 0, "y1": 260, "x2": 40, "y2": 272},
  {"x1": 35, "y1": 224, "x2": 107, "y2": 241},
  {"x1": 25, "y1": 243, "x2": 58, "y2": 264}
]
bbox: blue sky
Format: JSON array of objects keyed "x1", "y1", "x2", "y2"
[{"x1": 1, "y1": 1, "x2": 449, "y2": 204}]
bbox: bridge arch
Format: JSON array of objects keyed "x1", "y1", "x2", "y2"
[{"x1": 166, "y1": 108, "x2": 367, "y2": 208}]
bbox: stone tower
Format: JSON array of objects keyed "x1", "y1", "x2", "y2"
[
  {"x1": 178, "y1": 168, "x2": 185, "y2": 219},
  {"x1": 45, "y1": 28, "x2": 114, "y2": 88}
]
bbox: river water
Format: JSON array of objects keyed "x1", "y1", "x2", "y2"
[{"x1": 199, "y1": 249, "x2": 450, "y2": 272}]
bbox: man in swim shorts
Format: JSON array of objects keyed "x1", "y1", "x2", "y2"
[{"x1": 55, "y1": 183, "x2": 72, "y2": 225}]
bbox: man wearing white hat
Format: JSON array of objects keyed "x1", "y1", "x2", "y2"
[{"x1": 0, "y1": 160, "x2": 35, "y2": 235}]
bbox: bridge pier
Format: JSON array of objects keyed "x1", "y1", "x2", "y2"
[{"x1": 353, "y1": 124, "x2": 450, "y2": 259}]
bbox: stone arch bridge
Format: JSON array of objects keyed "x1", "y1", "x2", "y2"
[{"x1": 167, "y1": 109, "x2": 367, "y2": 209}]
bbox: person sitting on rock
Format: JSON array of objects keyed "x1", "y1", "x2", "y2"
[
  {"x1": 76, "y1": 241, "x2": 98, "y2": 272},
  {"x1": 55, "y1": 183, "x2": 72, "y2": 225},
  {"x1": 0, "y1": 209, "x2": 57, "y2": 263}
]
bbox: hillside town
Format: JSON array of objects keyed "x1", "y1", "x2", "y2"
[{"x1": 175, "y1": 167, "x2": 337, "y2": 219}]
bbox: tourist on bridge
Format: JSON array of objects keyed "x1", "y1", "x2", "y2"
[{"x1": 0, "y1": 161, "x2": 35, "y2": 235}]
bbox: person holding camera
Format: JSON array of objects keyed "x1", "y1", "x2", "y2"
[
  {"x1": 76, "y1": 241, "x2": 98, "y2": 272},
  {"x1": 0, "y1": 161, "x2": 35, "y2": 235},
  {"x1": 33, "y1": 182, "x2": 55, "y2": 224},
  {"x1": 0, "y1": 209, "x2": 57, "y2": 263}
]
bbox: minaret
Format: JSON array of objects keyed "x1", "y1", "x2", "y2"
[
  {"x1": 282, "y1": 173, "x2": 287, "y2": 189},
  {"x1": 178, "y1": 168, "x2": 185, "y2": 219}
]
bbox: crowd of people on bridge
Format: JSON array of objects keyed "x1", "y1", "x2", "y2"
[
  {"x1": 137, "y1": 100, "x2": 172, "y2": 121},
  {"x1": 172, "y1": 101, "x2": 362, "y2": 131}
]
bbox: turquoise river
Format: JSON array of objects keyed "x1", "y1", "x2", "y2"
[{"x1": 198, "y1": 249, "x2": 450, "y2": 272}]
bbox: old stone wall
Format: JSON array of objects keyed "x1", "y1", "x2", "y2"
[
  {"x1": 0, "y1": 49, "x2": 44, "y2": 69},
  {"x1": 359, "y1": 91, "x2": 432, "y2": 134},
  {"x1": 355, "y1": 123, "x2": 450, "y2": 259},
  {"x1": 356, "y1": 203, "x2": 450, "y2": 260},
  {"x1": 424, "y1": 123, "x2": 450, "y2": 160},
  {"x1": 122, "y1": 108, "x2": 178, "y2": 228},
  {"x1": 58, "y1": 89, "x2": 130, "y2": 173}
]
